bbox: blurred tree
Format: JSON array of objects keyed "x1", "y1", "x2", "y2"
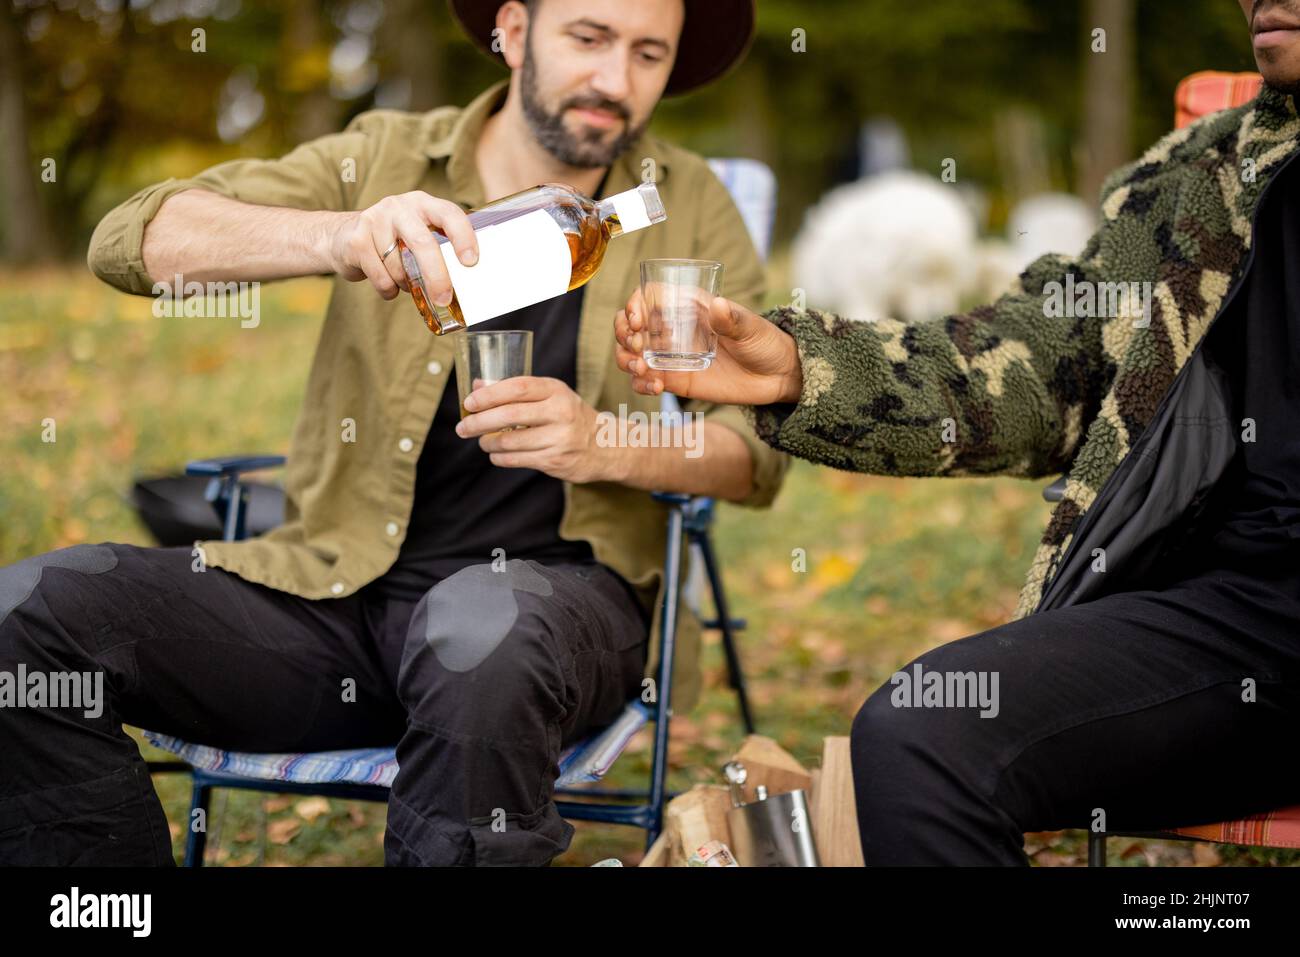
[
  {"x1": 0, "y1": 0, "x2": 1266, "y2": 262},
  {"x1": 376, "y1": 0, "x2": 446, "y2": 111},
  {"x1": 665, "y1": 0, "x2": 1259, "y2": 234},
  {"x1": 0, "y1": 0, "x2": 55, "y2": 261},
  {"x1": 283, "y1": 0, "x2": 339, "y2": 142},
  {"x1": 1080, "y1": 0, "x2": 1134, "y2": 204}
]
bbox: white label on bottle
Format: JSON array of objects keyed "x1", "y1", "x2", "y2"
[
  {"x1": 441, "y1": 208, "x2": 572, "y2": 327},
  {"x1": 610, "y1": 187, "x2": 652, "y2": 233}
]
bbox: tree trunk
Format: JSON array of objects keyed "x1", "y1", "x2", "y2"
[
  {"x1": 0, "y1": 3, "x2": 56, "y2": 263},
  {"x1": 381, "y1": 0, "x2": 444, "y2": 111},
  {"x1": 285, "y1": 0, "x2": 339, "y2": 143},
  {"x1": 1080, "y1": 0, "x2": 1134, "y2": 203}
]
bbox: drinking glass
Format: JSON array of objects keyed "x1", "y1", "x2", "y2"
[
  {"x1": 640, "y1": 259, "x2": 724, "y2": 371},
  {"x1": 455, "y1": 329, "x2": 533, "y2": 422}
]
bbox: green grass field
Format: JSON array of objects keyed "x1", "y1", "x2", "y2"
[{"x1": 3, "y1": 265, "x2": 1295, "y2": 866}]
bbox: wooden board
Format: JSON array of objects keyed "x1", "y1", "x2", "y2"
[
  {"x1": 728, "y1": 734, "x2": 813, "y2": 800},
  {"x1": 812, "y1": 736, "x2": 864, "y2": 866},
  {"x1": 638, "y1": 831, "x2": 670, "y2": 867},
  {"x1": 663, "y1": 784, "x2": 733, "y2": 865}
]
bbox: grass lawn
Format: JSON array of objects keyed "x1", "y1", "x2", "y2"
[{"x1": 3, "y1": 264, "x2": 1295, "y2": 867}]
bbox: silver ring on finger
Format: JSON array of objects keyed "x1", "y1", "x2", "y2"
[{"x1": 379, "y1": 239, "x2": 399, "y2": 260}]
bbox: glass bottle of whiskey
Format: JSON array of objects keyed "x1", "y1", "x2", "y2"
[{"x1": 398, "y1": 181, "x2": 666, "y2": 335}]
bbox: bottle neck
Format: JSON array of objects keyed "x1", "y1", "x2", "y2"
[
  {"x1": 596, "y1": 196, "x2": 627, "y2": 239},
  {"x1": 596, "y1": 183, "x2": 665, "y2": 240}
]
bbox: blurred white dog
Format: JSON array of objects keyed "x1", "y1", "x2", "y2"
[
  {"x1": 1006, "y1": 193, "x2": 1096, "y2": 272},
  {"x1": 792, "y1": 171, "x2": 977, "y2": 323},
  {"x1": 791, "y1": 170, "x2": 1095, "y2": 323}
]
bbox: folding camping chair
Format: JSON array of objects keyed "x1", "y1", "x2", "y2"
[
  {"x1": 141, "y1": 157, "x2": 778, "y2": 865},
  {"x1": 1040, "y1": 71, "x2": 1300, "y2": 865}
]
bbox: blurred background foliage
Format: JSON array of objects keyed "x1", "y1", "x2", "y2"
[{"x1": 0, "y1": 0, "x2": 1257, "y2": 263}]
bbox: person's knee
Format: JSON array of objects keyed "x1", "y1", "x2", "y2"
[
  {"x1": 399, "y1": 561, "x2": 563, "y2": 726},
  {"x1": 0, "y1": 544, "x2": 120, "y2": 658},
  {"x1": 0, "y1": 545, "x2": 129, "y2": 739},
  {"x1": 851, "y1": 683, "x2": 923, "y2": 775},
  {"x1": 404, "y1": 560, "x2": 555, "y2": 666},
  {"x1": 851, "y1": 646, "x2": 999, "y2": 787}
]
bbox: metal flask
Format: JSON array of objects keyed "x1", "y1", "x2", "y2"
[{"x1": 722, "y1": 761, "x2": 820, "y2": 867}]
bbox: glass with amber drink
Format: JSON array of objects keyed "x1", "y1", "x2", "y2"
[{"x1": 455, "y1": 330, "x2": 533, "y2": 429}]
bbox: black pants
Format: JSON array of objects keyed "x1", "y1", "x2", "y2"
[
  {"x1": 0, "y1": 543, "x2": 649, "y2": 866},
  {"x1": 850, "y1": 552, "x2": 1300, "y2": 864}
]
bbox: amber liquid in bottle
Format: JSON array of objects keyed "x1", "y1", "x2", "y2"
[{"x1": 399, "y1": 182, "x2": 664, "y2": 334}]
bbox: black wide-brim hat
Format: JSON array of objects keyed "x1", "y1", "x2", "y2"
[{"x1": 449, "y1": 0, "x2": 756, "y2": 96}]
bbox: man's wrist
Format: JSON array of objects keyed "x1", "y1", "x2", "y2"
[
  {"x1": 315, "y1": 210, "x2": 356, "y2": 275},
  {"x1": 780, "y1": 364, "x2": 804, "y2": 404},
  {"x1": 596, "y1": 439, "x2": 635, "y2": 485},
  {"x1": 773, "y1": 327, "x2": 804, "y2": 404}
]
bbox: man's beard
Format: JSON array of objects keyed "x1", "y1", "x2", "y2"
[{"x1": 519, "y1": 48, "x2": 650, "y2": 168}]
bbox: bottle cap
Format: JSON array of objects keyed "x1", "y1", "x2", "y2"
[{"x1": 610, "y1": 182, "x2": 667, "y2": 234}]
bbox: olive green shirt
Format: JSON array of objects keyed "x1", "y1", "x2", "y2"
[{"x1": 87, "y1": 79, "x2": 788, "y2": 711}]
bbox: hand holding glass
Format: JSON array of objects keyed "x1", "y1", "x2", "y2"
[
  {"x1": 456, "y1": 330, "x2": 532, "y2": 427},
  {"x1": 639, "y1": 259, "x2": 723, "y2": 371}
]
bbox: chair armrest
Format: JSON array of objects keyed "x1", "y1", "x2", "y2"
[
  {"x1": 652, "y1": 492, "x2": 716, "y2": 534},
  {"x1": 186, "y1": 455, "x2": 285, "y2": 543},
  {"x1": 651, "y1": 491, "x2": 691, "y2": 507},
  {"x1": 1042, "y1": 476, "x2": 1068, "y2": 503},
  {"x1": 186, "y1": 455, "x2": 286, "y2": 479}
]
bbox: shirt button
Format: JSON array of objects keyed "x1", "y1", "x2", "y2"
[
  {"x1": 330, "y1": 582, "x2": 344, "y2": 595},
  {"x1": 427, "y1": 360, "x2": 443, "y2": 375},
  {"x1": 385, "y1": 521, "x2": 399, "y2": 537},
  {"x1": 398, "y1": 437, "x2": 414, "y2": 453}
]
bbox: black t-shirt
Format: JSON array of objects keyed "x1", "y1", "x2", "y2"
[
  {"x1": 375, "y1": 172, "x2": 612, "y2": 600},
  {"x1": 376, "y1": 289, "x2": 596, "y2": 600},
  {"x1": 1190, "y1": 155, "x2": 1300, "y2": 562}
]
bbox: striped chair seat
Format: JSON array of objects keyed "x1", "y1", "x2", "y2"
[
  {"x1": 144, "y1": 699, "x2": 650, "y2": 791},
  {"x1": 1170, "y1": 806, "x2": 1300, "y2": 850}
]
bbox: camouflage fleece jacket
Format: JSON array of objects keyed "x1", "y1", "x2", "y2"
[{"x1": 746, "y1": 82, "x2": 1300, "y2": 620}]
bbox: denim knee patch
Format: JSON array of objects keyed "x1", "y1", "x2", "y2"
[
  {"x1": 0, "y1": 545, "x2": 118, "y2": 622},
  {"x1": 415, "y1": 560, "x2": 554, "y2": 673}
]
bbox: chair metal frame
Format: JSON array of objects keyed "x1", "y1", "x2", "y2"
[{"x1": 152, "y1": 456, "x2": 756, "y2": 866}]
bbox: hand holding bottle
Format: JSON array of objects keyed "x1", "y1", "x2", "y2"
[
  {"x1": 385, "y1": 182, "x2": 665, "y2": 335},
  {"x1": 328, "y1": 191, "x2": 480, "y2": 304},
  {"x1": 614, "y1": 289, "x2": 804, "y2": 406}
]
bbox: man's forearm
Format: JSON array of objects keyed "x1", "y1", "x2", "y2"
[
  {"x1": 604, "y1": 422, "x2": 755, "y2": 503},
  {"x1": 142, "y1": 189, "x2": 350, "y2": 286}
]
